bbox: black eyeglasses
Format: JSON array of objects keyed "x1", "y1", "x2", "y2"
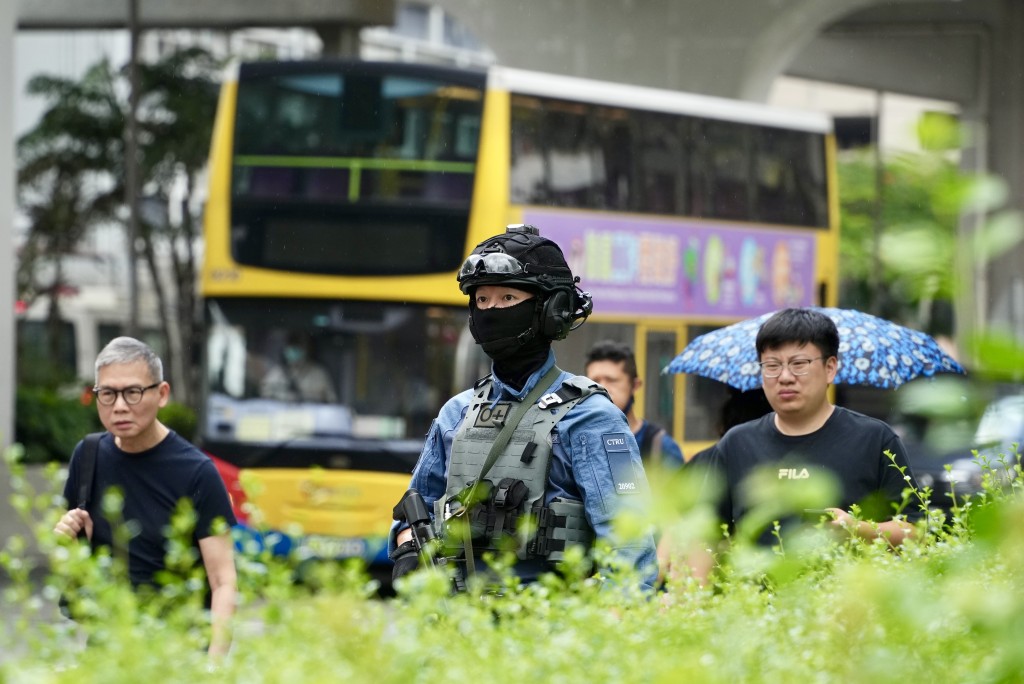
[
  {"x1": 92, "y1": 382, "x2": 161, "y2": 406},
  {"x1": 759, "y1": 357, "x2": 825, "y2": 378}
]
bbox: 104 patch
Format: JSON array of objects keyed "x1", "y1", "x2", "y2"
[{"x1": 603, "y1": 432, "x2": 639, "y2": 494}]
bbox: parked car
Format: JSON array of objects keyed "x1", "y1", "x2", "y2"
[
  {"x1": 973, "y1": 394, "x2": 1024, "y2": 461},
  {"x1": 900, "y1": 432, "x2": 980, "y2": 513},
  {"x1": 900, "y1": 393, "x2": 1024, "y2": 513}
]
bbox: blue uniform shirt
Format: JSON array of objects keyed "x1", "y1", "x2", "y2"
[{"x1": 390, "y1": 350, "x2": 658, "y2": 589}]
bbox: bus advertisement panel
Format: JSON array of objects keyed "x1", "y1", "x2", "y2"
[{"x1": 524, "y1": 209, "x2": 818, "y2": 318}]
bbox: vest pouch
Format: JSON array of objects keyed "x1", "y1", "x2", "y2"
[
  {"x1": 443, "y1": 477, "x2": 534, "y2": 556},
  {"x1": 491, "y1": 477, "x2": 529, "y2": 548},
  {"x1": 528, "y1": 497, "x2": 594, "y2": 562},
  {"x1": 441, "y1": 479, "x2": 495, "y2": 554}
]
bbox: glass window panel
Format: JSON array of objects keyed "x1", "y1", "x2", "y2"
[
  {"x1": 644, "y1": 331, "x2": 678, "y2": 434},
  {"x1": 231, "y1": 67, "x2": 483, "y2": 274},
  {"x1": 590, "y1": 105, "x2": 633, "y2": 211},
  {"x1": 755, "y1": 127, "x2": 828, "y2": 227},
  {"x1": 443, "y1": 12, "x2": 486, "y2": 50},
  {"x1": 230, "y1": 208, "x2": 468, "y2": 276},
  {"x1": 204, "y1": 299, "x2": 466, "y2": 444},
  {"x1": 636, "y1": 111, "x2": 690, "y2": 215},
  {"x1": 511, "y1": 95, "x2": 547, "y2": 204},
  {"x1": 394, "y1": 3, "x2": 430, "y2": 39},
  {"x1": 542, "y1": 101, "x2": 602, "y2": 208},
  {"x1": 234, "y1": 69, "x2": 482, "y2": 185},
  {"x1": 683, "y1": 324, "x2": 733, "y2": 441},
  {"x1": 703, "y1": 121, "x2": 753, "y2": 221}
]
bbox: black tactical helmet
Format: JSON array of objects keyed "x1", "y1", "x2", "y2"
[
  {"x1": 457, "y1": 224, "x2": 575, "y2": 295},
  {"x1": 458, "y1": 224, "x2": 592, "y2": 340}
]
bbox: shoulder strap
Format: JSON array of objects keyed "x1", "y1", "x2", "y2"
[
  {"x1": 639, "y1": 421, "x2": 665, "y2": 464},
  {"x1": 538, "y1": 374, "x2": 607, "y2": 408},
  {"x1": 76, "y1": 432, "x2": 105, "y2": 509}
]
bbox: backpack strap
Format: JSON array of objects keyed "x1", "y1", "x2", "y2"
[
  {"x1": 638, "y1": 421, "x2": 665, "y2": 465},
  {"x1": 76, "y1": 432, "x2": 105, "y2": 509}
]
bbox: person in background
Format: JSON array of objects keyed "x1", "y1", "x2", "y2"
[
  {"x1": 584, "y1": 340, "x2": 684, "y2": 468},
  {"x1": 388, "y1": 224, "x2": 657, "y2": 591},
  {"x1": 670, "y1": 308, "x2": 920, "y2": 584},
  {"x1": 54, "y1": 336, "x2": 237, "y2": 658},
  {"x1": 687, "y1": 387, "x2": 773, "y2": 466},
  {"x1": 260, "y1": 331, "x2": 337, "y2": 403}
]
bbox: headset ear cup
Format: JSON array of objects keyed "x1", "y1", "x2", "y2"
[
  {"x1": 575, "y1": 288, "x2": 592, "y2": 321},
  {"x1": 541, "y1": 290, "x2": 572, "y2": 340}
]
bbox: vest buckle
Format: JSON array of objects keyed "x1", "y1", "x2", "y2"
[{"x1": 538, "y1": 392, "x2": 562, "y2": 409}]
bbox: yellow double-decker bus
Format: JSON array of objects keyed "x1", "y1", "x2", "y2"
[{"x1": 200, "y1": 60, "x2": 837, "y2": 572}]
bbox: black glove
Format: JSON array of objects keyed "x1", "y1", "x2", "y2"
[{"x1": 390, "y1": 540, "x2": 420, "y2": 581}]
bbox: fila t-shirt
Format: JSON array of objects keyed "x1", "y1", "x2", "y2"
[{"x1": 705, "y1": 406, "x2": 920, "y2": 544}]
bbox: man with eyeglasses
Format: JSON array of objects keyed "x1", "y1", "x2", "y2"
[
  {"x1": 670, "y1": 308, "x2": 918, "y2": 584},
  {"x1": 53, "y1": 337, "x2": 237, "y2": 657},
  {"x1": 388, "y1": 224, "x2": 657, "y2": 591}
]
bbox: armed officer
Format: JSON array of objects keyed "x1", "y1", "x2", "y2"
[{"x1": 389, "y1": 224, "x2": 657, "y2": 590}]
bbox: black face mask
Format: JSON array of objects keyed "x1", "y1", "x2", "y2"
[{"x1": 469, "y1": 298, "x2": 540, "y2": 361}]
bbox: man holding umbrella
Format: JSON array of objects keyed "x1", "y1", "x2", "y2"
[{"x1": 671, "y1": 308, "x2": 919, "y2": 583}]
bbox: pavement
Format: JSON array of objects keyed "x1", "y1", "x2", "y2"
[
  {"x1": 1, "y1": 461, "x2": 55, "y2": 569},
  {"x1": 1, "y1": 462, "x2": 73, "y2": 666}
]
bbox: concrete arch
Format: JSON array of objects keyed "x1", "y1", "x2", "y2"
[
  {"x1": 435, "y1": 0, "x2": 899, "y2": 101},
  {"x1": 737, "y1": 0, "x2": 885, "y2": 101}
]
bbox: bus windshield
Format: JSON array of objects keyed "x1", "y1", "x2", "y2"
[
  {"x1": 202, "y1": 298, "x2": 469, "y2": 466},
  {"x1": 230, "y1": 63, "x2": 485, "y2": 276}
]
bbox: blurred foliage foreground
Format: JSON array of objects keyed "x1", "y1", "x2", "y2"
[{"x1": 1, "y1": 441, "x2": 1023, "y2": 684}]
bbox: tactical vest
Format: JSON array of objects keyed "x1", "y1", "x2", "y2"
[{"x1": 434, "y1": 372, "x2": 605, "y2": 567}]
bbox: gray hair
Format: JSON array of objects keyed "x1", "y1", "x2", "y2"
[{"x1": 95, "y1": 336, "x2": 164, "y2": 385}]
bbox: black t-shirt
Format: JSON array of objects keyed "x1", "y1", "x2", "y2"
[
  {"x1": 705, "y1": 406, "x2": 920, "y2": 544},
  {"x1": 63, "y1": 431, "x2": 237, "y2": 588}
]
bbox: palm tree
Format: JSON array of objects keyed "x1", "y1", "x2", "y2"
[
  {"x1": 17, "y1": 60, "x2": 124, "y2": 384},
  {"x1": 134, "y1": 47, "x2": 222, "y2": 405},
  {"x1": 16, "y1": 48, "x2": 221, "y2": 403}
]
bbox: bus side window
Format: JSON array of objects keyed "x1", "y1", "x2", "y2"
[
  {"x1": 594, "y1": 106, "x2": 632, "y2": 211},
  {"x1": 511, "y1": 97, "x2": 546, "y2": 204},
  {"x1": 636, "y1": 111, "x2": 688, "y2": 216},
  {"x1": 705, "y1": 120, "x2": 752, "y2": 222},
  {"x1": 544, "y1": 104, "x2": 603, "y2": 208}
]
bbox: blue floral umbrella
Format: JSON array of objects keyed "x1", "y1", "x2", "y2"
[{"x1": 665, "y1": 307, "x2": 966, "y2": 391}]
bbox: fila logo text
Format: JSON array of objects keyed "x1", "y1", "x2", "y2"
[{"x1": 778, "y1": 468, "x2": 811, "y2": 479}]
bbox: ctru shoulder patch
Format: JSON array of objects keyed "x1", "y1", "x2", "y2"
[{"x1": 602, "y1": 432, "x2": 639, "y2": 494}]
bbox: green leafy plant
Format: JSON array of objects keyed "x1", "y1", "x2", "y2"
[
  {"x1": 158, "y1": 402, "x2": 197, "y2": 442},
  {"x1": 3, "y1": 444, "x2": 1023, "y2": 683},
  {"x1": 13, "y1": 385, "x2": 102, "y2": 464},
  {"x1": 17, "y1": 47, "x2": 222, "y2": 411},
  {"x1": 838, "y1": 114, "x2": 1024, "y2": 340}
]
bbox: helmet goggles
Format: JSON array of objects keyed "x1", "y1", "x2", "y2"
[
  {"x1": 457, "y1": 252, "x2": 526, "y2": 282},
  {"x1": 457, "y1": 226, "x2": 576, "y2": 295}
]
